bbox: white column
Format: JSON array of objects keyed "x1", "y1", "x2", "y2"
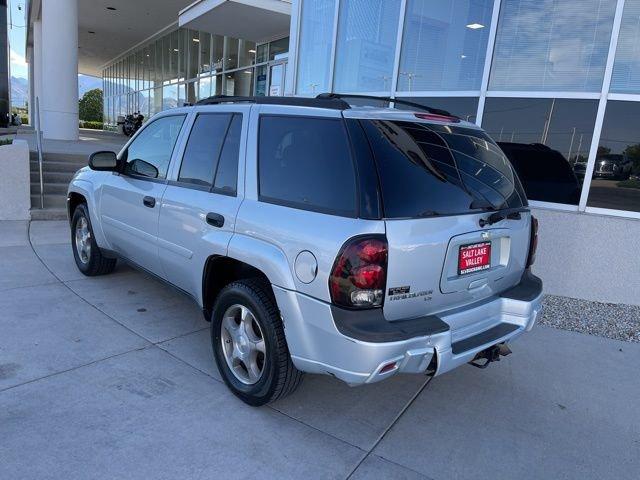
[
  {"x1": 40, "y1": 0, "x2": 79, "y2": 140},
  {"x1": 32, "y1": 20, "x2": 43, "y2": 118}
]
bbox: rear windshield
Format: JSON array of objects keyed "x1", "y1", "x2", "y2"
[{"x1": 357, "y1": 119, "x2": 527, "y2": 219}]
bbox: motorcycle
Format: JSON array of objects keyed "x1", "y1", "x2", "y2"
[{"x1": 120, "y1": 112, "x2": 144, "y2": 137}]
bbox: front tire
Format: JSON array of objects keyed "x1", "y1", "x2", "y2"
[
  {"x1": 211, "y1": 279, "x2": 302, "y2": 406},
  {"x1": 71, "y1": 203, "x2": 117, "y2": 276}
]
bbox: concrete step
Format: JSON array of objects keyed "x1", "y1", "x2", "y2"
[
  {"x1": 31, "y1": 194, "x2": 67, "y2": 209},
  {"x1": 30, "y1": 171, "x2": 75, "y2": 184},
  {"x1": 30, "y1": 207, "x2": 68, "y2": 221},
  {"x1": 31, "y1": 182, "x2": 69, "y2": 195},
  {"x1": 30, "y1": 160, "x2": 85, "y2": 174},
  {"x1": 29, "y1": 151, "x2": 89, "y2": 164}
]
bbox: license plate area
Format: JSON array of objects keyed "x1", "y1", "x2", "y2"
[{"x1": 458, "y1": 241, "x2": 491, "y2": 276}]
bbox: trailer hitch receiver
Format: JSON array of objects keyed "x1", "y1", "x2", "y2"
[{"x1": 468, "y1": 343, "x2": 512, "y2": 369}]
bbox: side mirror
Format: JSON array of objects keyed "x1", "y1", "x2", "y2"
[
  {"x1": 89, "y1": 151, "x2": 118, "y2": 171},
  {"x1": 129, "y1": 158, "x2": 159, "y2": 178}
]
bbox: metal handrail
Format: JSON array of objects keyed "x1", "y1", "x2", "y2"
[{"x1": 34, "y1": 97, "x2": 44, "y2": 209}]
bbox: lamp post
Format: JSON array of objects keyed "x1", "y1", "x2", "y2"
[{"x1": 0, "y1": 0, "x2": 9, "y2": 128}]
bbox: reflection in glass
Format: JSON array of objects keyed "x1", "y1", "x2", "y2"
[
  {"x1": 224, "y1": 69, "x2": 255, "y2": 96},
  {"x1": 163, "y1": 84, "x2": 178, "y2": 110},
  {"x1": 396, "y1": 97, "x2": 479, "y2": 122},
  {"x1": 587, "y1": 101, "x2": 640, "y2": 213},
  {"x1": 334, "y1": 0, "x2": 402, "y2": 93},
  {"x1": 188, "y1": 30, "x2": 200, "y2": 80},
  {"x1": 610, "y1": 0, "x2": 640, "y2": 93},
  {"x1": 296, "y1": 0, "x2": 335, "y2": 95},
  {"x1": 225, "y1": 37, "x2": 239, "y2": 70},
  {"x1": 238, "y1": 39, "x2": 257, "y2": 68},
  {"x1": 199, "y1": 76, "x2": 212, "y2": 100},
  {"x1": 212, "y1": 35, "x2": 224, "y2": 73},
  {"x1": 398, "y1": 0, "x2": 493, "y2": 92},
  {"x1": 255, "y1": 65, "x2": 268, "y2": 96},
  {"x1": 199, "y1": 32, "x2": 211, "y2": 75},
  {"x1": 256, "y1": 43, "x2": 268, "y2": 64},
  {"x1": 268, "y1": 37, "x2": 289, "y2": 61},
  {"x1": 482, "y1": 98, "x2": 598, "y2": 205},
  {"x1": 489, "y1": 0, "x2": 617, "y2": 92}
]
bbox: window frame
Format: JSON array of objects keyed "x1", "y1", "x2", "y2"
[
  {"x1": 120, "y1": 114, "x2": 188, "y2": 183},
  {"x1": 256, "y1": 113, "x2": 361, "y2": 218}
]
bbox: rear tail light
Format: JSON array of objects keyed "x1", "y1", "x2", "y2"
[
  {"x1": 526, "y1": 216, "x2": 539, "y2": 268},
  {"x1": 329, "y1": 236, "x2": 388, "y2": 309}
]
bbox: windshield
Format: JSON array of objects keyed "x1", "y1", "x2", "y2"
[{"x1": 356, "y1": 119, "x2": 527, "y2": 219}]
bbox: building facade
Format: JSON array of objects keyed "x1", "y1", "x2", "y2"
[{"x1": 26, "y1": 0, "x2": 640, "y2": 304}]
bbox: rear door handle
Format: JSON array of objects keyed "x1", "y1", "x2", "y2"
[
  {"x1": 206, "y1": 212, "x2": 225, "y2": 228},
  {"x1": 143, "y1": 196, "x2": 156, "y2": 208}
]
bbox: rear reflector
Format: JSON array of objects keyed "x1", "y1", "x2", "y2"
[{"x1": 526, "y1": 216, "x2": 539, "y2": 268}]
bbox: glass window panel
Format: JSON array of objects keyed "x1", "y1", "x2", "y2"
[
  {"x1": 296, "y1": 0, "x2": 335, "y2": 95},
  {"x1": 199, "y1": 32, "x2": 212, "y2": 75},
  {"x1": 170, "y1": 31, "x2": 180, "y2": 81},
  {"x1": 238, "y1": 40, "x2": 257, "y2": 68},
  {"x1": 179, "y1": 29, "x2": 189, "y2": 81},
  {"x1": 398, "y1": 0, "x2": 492, "y2": 92},
  {"x1": 225, "y1": 37, "x2": 239, "y2": 70},
  {"x1": 489, "y1": 0, "x2": 617, "y2": 92},
  {"x1": 224, "y1": 69, "x2": 255, "y2": 96},
  {"x1": 187, "y1": 30, "x2": 200, "y2": 80},
  {"x1": 163, "y1": 35, "x2": 173, "y2": 82},
  {"x1": 177, "y1": 83, "x2": 186, "y2": 107},
  {"x1": 259, "y1": 116, "x2": 357, "y2": 216},
  {"x1": 179, "y1": 113, "x2": 232, "y2": 187},
  {"x1": 334, "y1": 0, "x2": 402, "y2": 93},
  {"x1": 255, "y1": 65, "x2": 268, "y2": 96},
  {"x1": 611, "y1": 0, "x2": 640, "y2": 93},
  {"x1": 256, "y1": 43, "x2": 269, "y2": 64},
  {"x1": 396, "y1": 97, "x2": 479, "y2": 122},
  {"x1": 186, "y1": 81, "x2": 197, "y2": 104},
  {"x1": 268, "y1": 37, "x2": 289, "y2": 61},
  {"x1": 212, "y1": 35, "x2": 225, "y2": 73},
  {"x1": 163, "y1": 84, "x2": 178, "y2": 110},
  {"x1": 482, "y1": 98, "x2": 598, "y2": 205},
  {"x1": 587, "y1": 101, "x2": 640, "y2": 212},
  {"x1": 199, "y1": 76, "x2": 212, "y2": 100},
  {"x1": 213, "y1": 75, "x2": 223, "y2": 96},
  {"x1": 153, "y1": 87, "x2": 163, "y2": 115},
  {"x1": 214, "y1": 114, "x2": 242, "y2": 195}
]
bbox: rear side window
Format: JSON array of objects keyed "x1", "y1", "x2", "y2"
[
  {"x1": 258, "y1": 116, "x2": 357, "y2": 217},
  {"x1": 358, "y1": 120, "x2": 527, "y2": 218},
  {"x1": 179, "y1": 113, "x2": 233, "y2": 188}
]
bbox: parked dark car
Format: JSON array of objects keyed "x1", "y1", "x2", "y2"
[
  {"x1": 497, "y1": 142, "x2": 581, "y2": 205},
  {"x1": 592, "y1": 154, "x2": 632, "y2": 180}
]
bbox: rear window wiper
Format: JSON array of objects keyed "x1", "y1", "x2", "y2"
[{"x1": 479, "y1": 206, "x2": 529, "y2": 227}]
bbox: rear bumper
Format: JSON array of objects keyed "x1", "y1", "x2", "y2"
[{"x1": 274, "y1": 271, "x2": 543, "y2": 385}]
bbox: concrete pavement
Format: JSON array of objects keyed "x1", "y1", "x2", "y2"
[{"x1": 1, "y1": 220, "x2": 638, "y2": 479}]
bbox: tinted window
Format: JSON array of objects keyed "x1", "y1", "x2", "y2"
[
  {"x1": 124, "y1": 115, "x2": 186, "y2": 179},
  {"x1": 258, "y1": 116, "x2": 357, "y2": 216},
  {"x1": 587, "y1": 101, "x2": 640, "y2": 213},
  {"x1": 213, "y1": 114, "x2": 242, "y2": 195},
  {"x1": 179, "y1": 113, "x2": 232, "y2": 188},
  {"x1": 359, "y1": 119, "x2": 526, "y2": 218}
]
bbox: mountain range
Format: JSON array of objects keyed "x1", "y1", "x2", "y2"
[{"x1": 11, "y1": 74, "x2": 103, "y2": 108}]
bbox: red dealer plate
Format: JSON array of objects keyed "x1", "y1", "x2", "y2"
[{"x1": 458, "y1": 241, "x2": 491, "y2": 275}]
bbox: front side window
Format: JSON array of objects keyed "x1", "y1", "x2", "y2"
[
  {"x1": 258, "y1": 116, "x2": 357, "y2": 216},
  {"x1": 123, "y1": 115, "x2": 186, "y2": 179},
  {"x1": 398, "y1": 0, "x2": 493, "y2": 92},
  {"x1": 179, "y1": 113, "x2": 233, "y2": 188},
  {"x1": 489, "y1": 0, "x2": 617, "y2": 92}
]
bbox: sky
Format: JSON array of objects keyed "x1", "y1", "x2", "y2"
[{"x1": 8, "y1": 0, "x2": 28, "y2": 80}]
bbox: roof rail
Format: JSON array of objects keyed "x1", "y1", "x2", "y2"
[
  {"x1": 315, "y1": 93, "x2": 456, "y2": 117},
  {"x1": 195, "y1": 95, "x2": 351, "y2": 110}
]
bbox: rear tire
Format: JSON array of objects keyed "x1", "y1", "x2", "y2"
[
  {"x1": 211, "y1": 279, "x2": 303, "y2": 406},
  {"x1": 71, "y1": 203, "x2": 117, "y2": 276}
]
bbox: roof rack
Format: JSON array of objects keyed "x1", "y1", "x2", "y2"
[
  {"x1": 315, "y1": 93, "x2": 456, "y2": 117},
  {"x1": 195, "y1": 93, "x2": 456, "y2": 118},
  {"x1": 195, "y1": 95, "x2": 351, "y2": 110}
]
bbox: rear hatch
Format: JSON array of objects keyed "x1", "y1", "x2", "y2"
[{"x1": 353, "y1": 115, "x2": 530, "y2": 323}]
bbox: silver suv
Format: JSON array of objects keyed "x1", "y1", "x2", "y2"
[{"x1": 67, "y1": 95, "x2": 543, "y2": 406}]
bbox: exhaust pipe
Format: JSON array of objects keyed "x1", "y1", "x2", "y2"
[{"x1": 468, "y1": 343, "x2": 512, "y2": 369}]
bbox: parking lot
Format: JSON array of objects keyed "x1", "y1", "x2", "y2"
[{"x1": 1, "y1": 220, "x2": 638, "y2": 480}]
